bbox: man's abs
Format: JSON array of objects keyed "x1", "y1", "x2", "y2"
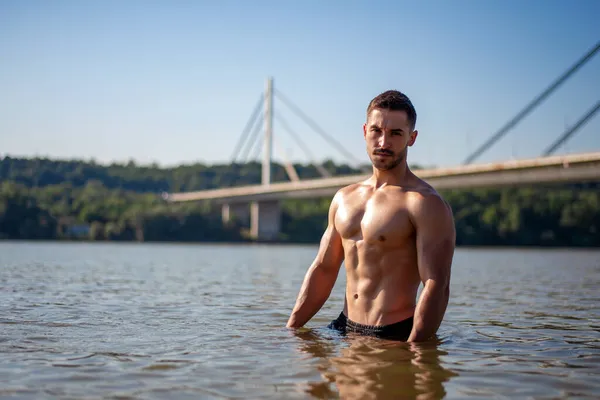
[{"x1": 343, "y1": 243, "x2": 420, "y2": 326}]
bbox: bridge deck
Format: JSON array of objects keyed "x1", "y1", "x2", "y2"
[{"x1": 165, "y1": 151, "x2": 600, "y2": 204}]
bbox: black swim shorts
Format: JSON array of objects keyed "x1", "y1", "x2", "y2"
[{"x1": 327, "y1": 312, "x2": 413, "y2": 341}]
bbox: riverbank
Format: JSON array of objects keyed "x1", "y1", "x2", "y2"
[{"x1": 2, "y1": 156, "x2": 599, "y2": 247}]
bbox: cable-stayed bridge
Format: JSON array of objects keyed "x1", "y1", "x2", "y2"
[{"x1": 166, "y1": 41, "x2": 600, "y2": 240}]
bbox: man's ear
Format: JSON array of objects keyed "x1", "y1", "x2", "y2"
[
  {"x1": 363, "y1": 123, "x2": 367, "y2": 139},
  {"x1": 408, "y1": 130, "x2": 418, "y2": 147}
]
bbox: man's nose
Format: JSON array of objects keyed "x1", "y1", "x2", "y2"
[{"x1": 378, "y1": 132, "x2": 391, "y2": 148}]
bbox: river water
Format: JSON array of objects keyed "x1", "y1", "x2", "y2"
[{"x1": 1, "y1": 241, "x2": 599, "y2": 399}]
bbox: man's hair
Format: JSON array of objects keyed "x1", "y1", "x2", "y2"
[{"x1": 366, "y1": 90, "x2": 417, "y2": 130}]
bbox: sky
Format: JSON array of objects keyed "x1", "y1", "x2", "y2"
[{"x1": 1, "y1": 0, "x2": 599, "y2": 169}]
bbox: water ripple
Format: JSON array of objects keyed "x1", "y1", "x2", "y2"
[{"x1": 0, "y1": 242, "x2": 599, "y2": 399}]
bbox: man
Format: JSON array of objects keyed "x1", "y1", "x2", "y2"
[{"x1": 286, "y1": 90, "x2": 455, "y2": 342}]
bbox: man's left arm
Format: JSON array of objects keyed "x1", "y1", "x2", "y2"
[{"x1": 408, "y1": 192, "x2": 456, "y2": 343}]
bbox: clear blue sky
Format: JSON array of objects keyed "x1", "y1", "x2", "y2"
[{"x1": 1, "y1": 0, "x2": 599, "y2": 168}]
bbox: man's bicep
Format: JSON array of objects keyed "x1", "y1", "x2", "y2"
[{"x1": 414, "y1": 195, "x2": 455, "y2": 284}]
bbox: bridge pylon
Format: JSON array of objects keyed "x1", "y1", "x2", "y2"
[{"x1": 262, "y1": 77, "x2": 274, "y2": 186}]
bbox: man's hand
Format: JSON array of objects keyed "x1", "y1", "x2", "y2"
[{"x1": 407, "y1": 192, "x2": 455, "y2": 342}]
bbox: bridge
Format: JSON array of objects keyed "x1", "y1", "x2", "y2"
[{"x1": 165, "y1": 41, "x2": 600, "y2": 240}]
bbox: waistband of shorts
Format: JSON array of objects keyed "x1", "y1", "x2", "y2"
[{"x1": 337, "y1": 312, "x2": 412, "y2": 333}]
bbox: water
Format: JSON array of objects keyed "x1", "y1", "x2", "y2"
[{"x1": 1, "y1": 241, "x2": 599, "y2": 399}]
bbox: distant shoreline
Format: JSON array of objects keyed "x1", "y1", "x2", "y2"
[
  {"x1": 2, "y1": 156, "x2": 599, "y2": 248},
  {"x1": 1, "y1": 238, "x2": 599, "y2": 250}
]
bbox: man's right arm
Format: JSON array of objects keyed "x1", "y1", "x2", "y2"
[{"x1": 286, "y1": 192, "x2": 345, "y2": 328}]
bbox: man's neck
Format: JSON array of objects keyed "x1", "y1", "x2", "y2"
[{"x1": 369, "y1": 162, "x2": 412, "y2": 188}]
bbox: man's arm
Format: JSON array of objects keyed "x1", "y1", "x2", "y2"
[
  {"x1": 286, "y1": 192, "x2": 345, "y2": 328},
  {"x1": 408, "y1": 192, "x2": 455, "y2": 342}
]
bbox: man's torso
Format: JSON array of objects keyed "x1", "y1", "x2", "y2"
[{"x1": 334, "y1": 180, "x2": 433, "y2": 326}]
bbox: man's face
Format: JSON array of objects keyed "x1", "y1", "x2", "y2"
[{"x1": 363, "y1": 108, "x2": 418, "y2": 171}]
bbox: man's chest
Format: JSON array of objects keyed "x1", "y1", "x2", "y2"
[{"x1": 335, "y1": 193, "x2": 415, "y2": 243}]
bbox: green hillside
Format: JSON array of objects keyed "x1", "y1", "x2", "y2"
[{"x1": 1, "y1": 155, "x2": 598, "y2": 246}]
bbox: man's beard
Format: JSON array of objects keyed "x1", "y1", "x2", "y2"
[{"x1": 370, "y1": 148, "x2": 406, "y2": 171}]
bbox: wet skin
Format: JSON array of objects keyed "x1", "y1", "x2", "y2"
[{"x1": 287, "y1": 108, "x2": 456, "y2": 342}]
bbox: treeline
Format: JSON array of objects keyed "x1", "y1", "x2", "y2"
[
  {"x1": 0, "y1": 155, "x2": 364, "y2": 243},
  {"x1": 0, "y1": 180, "x2": 244, "y2": 242},
  {"x1": 0, "y1": 155, "x2": 364, "y2": 193},
  {"x1": 0, "y1": 156, "x2": 598, "y2": 247}
]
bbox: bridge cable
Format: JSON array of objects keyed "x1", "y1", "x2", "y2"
[
  {"x1": 463, "y1": 40, "x2": 600, "y2": 164},
  {"x1": 542, "y1": 99, "x2": 600, "y2": 156},
  {"x1": 240, "y1": 117, "x2": 264, "y2": 163},
  {"x1": 274, "y1": 113, "x2": 332, "y2": 178},
  {"x1": 247, "y1": 117, "x2": 266, "y2": 162},
  {"x1": 271, "y1": 134, "x2": 301, "y2": 182},
  {"x1": 230, "y1": 94, "x2": 264, "y2": 163},
  {"x1": 273, "y1": 88, "x2": 366, "y2": 170}
]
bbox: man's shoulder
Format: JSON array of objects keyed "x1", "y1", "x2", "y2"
[
  {"x1": 405, "y1": 180, "x2": 452, "y2": 219},
  {"x1": 406, "y1": 182, "x2": 456, "y2": 245},
  {"x1": 334, "y1": 181, "x2": 367, "y2": 199},
  {"x1": 328, "y1": 181, "x2": 369, "y2": 212}
]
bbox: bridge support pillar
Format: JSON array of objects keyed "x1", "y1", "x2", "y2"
[
  {"x1": 221, "y1": 203, "x2": 250, "y2": 227},
  {"x1": 250, "y1": 200, "x2": 281, "y2": 241}
]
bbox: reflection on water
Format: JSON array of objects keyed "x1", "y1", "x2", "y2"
[
  {"x1": 0, "y1": 242, "x2": 599, "y2": 399},
  {"x1": 293, "y1": 329, "x2": 456, "y2": 399}
]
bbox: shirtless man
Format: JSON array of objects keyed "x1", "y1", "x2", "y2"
[{"x1": 286, "y1": 90, "x2": 455, "y2": 342}]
